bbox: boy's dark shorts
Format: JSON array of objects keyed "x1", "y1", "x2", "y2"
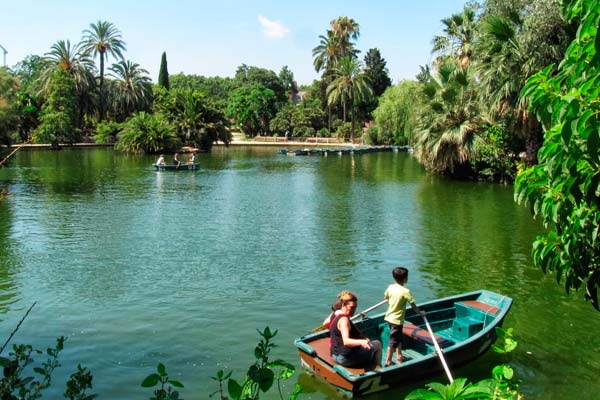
[{"x1": 388, "y1": 322, "x2": 403, "y2": 348}]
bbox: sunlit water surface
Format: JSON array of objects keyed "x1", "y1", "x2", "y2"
[{"x1": 0, "y1": 147, "x2": 598, "y2": 399}]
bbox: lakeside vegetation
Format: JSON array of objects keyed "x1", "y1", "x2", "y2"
[
  {"x1": 1, "y1": 0, "x2": 600, "y2": 398},
  {"x1": 0, "y1": 0, "x2": 573, "y2": 181}
]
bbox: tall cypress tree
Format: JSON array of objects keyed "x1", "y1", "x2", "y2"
[{"x1": 158, "y1": 51, "x2": 170, "y2": 90}]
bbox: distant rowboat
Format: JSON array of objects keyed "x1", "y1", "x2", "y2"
[
  {"x1": 294, "y1": 289, "x2": 512, "y2": 397},
  {"x1": 154, "y1": 163, "x2": 199, "y2": 171}
]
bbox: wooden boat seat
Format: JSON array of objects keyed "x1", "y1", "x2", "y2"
[
  {"x1": 403, "y1": 322, "x2": 454, "y2": 348},
  {"x1": 460, "y1": 300, "x2": 500, "y2": 315},
  {"x1": 309, "y1": 337, "x2": 367, "y2": 375}
]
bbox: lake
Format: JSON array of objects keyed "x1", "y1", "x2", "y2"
[{"x1": 0, "y1": 146, "x2": 598, "y2": 399}]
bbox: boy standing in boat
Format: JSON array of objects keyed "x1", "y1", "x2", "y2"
[{"x1": 383, "y1": 267, "x2": 425, "y2": 366}]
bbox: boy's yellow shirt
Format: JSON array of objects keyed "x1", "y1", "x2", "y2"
[{"x1": 384, "y1": 283, "x2": 415, "y2": 325}]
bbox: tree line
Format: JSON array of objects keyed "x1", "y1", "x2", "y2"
[
  {"x1": 0, "y1": 16, "x2": 394, "y2": 154},
  {"x1": 0, "y1": 1, "x2": 584, "y2": 181}
]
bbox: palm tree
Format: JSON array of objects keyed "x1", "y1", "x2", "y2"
[
  {"x1": 312, "y1": 30, "x2": 341, "y2": 133},
  {"x1": 475, "y1": 2, "x2": 572, "y2": 166},
  {"x1": 108, "y1": 60, "x2": 152, "y2": 121},
  {"x1": 312, "y1": 30, "x2": 340, "y2": 74},
  {"x1": 81, "y1": 20, "x2": 126, "y2": 121},
  {"x1": 414, "y1": 61, "x2": 482, "y2": 174},
  {"x1": 432, "y1": 6, "x2": 476, "y2": 68},
  {"x1": 41, "y1": 40, "x2": 97, "y2": 128},
  {"x1": 330, "y1": 17, "x2": 360, "y2": 58},
  {"x1": 326, "y1": 56, "x2": 373, "y2": 141}
]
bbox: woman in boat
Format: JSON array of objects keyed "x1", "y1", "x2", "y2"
[
  {"x1": 174, "y1": 153, "x2": 180, "y2": 167},
  {"x1": 156, "y1": 154, "x2": 166, "y2": 166},
  {"x1": 188, "y1": 152, "x2": 196, "y2": 164},
  {"x1": 330, "y1": 291, "x2": 382, "y2": 369},
  {"x1": 322, "y1": 290, "x2": 350, "y2": 328}
]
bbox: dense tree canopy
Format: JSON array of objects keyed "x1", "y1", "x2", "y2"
[
  {"x1": 515, "y1": 0, "x2": 600, "y2": 311},
  {"x1": 33, "y1": 69, "x2": 79, "y2": 148},
  {"x1": 0, "y1": 68, "x2": 20, "y2": 145}
]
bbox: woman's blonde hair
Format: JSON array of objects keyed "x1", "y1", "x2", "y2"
[{"x1": 337, "y1": 290, "x2": 357, "y2": 305}]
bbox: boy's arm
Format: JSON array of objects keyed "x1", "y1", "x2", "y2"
[{"x1": 410, "y1": 302, "x2": 426, "y2": 316}]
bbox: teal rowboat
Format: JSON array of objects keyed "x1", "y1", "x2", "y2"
[
  {"x1": 294, "y1": 289, "x2": 512, "y2": 397},
  {"x1": 154, "y1": 163, "x2": 199, "y2": 171}
]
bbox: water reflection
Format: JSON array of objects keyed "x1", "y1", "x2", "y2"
[
  {"x1": 0, "y1": 194, "x2": 21, "y2": 315},
  {"x1": 0, "y1": 148, "x2": 598, "y2": 400}
]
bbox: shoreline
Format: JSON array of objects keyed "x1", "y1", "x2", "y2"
[{"x1": 1, "y1": 139, "x2": 360, "y2": 151}]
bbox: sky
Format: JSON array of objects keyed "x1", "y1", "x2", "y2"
[{"x1": 1, "y1": 0, "x2": 468, "y2": 86}]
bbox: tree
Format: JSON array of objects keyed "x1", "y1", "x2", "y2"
[
  {"x1": 0, "y1": 68, "x2": 20, "y2": 145},
  {"x1": 12, "y1": 55, "x2": 46, "y2": 139},
  {"x1": 81, "y1": 20, "x2": 126, "y2": 121},
  {"x1": 414, "y1": 60, "x2": 482, "y2": 175},
  {"x1": 33, "y1": 69, "x2": 78, "y2": 148},
  {"x1": 363, "y1": 48, "x2": 392, "y2": 97},
  {"x1": 330, "y1": 16, "x2": 360, "y2": 59},
  {"x1": 475, "y1": 0, "x2": 573, "y2": 166},
  {"x1": 115, "y1": 111, "x2": 179, "y2": 153},
  {"x1": 170, "y1": 88, "x2": 230, "y2": 151},
  {"x1": 278, "y1": 65, "x2": 297, "y2": 101},
  {"x1": 108, "y1": 60, "x2": 153, "y2": 121},
  {"x1": 432, "y1": 6, "x2": 477, "y2": 68},
  {"x1": 227, "y1": 83, "x2": 277, "y2": 137},
  {"x1": 326, "y1": 56, "x2": 373, "y2": 141},
  {"x1": 515, "y1": 0, "x2": 600, "y2": 311},
  {"x1": 234, "y1": 64, "x2": 287, "y2": 106},
  {"x1": 158, "y1": 51, "x2": 170, "y2": 90},
  {"x1": 372, "y1": 81, "x2": 422, "y2": 145},
  {"x1": 361, "y1": 48, "x2": 392, "y2": 118},
  {"x1": 41, "y1": 40, "x2": 97, "y2": 128}
]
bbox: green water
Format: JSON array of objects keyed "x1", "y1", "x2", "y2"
[{"x1": 0, "y1": 147, "x2": 598, "y2": 399}]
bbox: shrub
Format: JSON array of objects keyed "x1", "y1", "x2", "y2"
[{"x1": 115, "y1": 112, "x2": 180, "y2": 154}]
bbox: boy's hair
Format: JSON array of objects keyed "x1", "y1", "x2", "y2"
[{"x1": 392, "y1": 267, "x2": 408, "y2": 283}]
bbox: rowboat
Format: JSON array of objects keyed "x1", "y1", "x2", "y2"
[
  {"x1": 154, "y1": 163, "x2": 199, "y2": 171},
  {"x1": 294, "y1": 289, "x2": 512, "y2": 397}
]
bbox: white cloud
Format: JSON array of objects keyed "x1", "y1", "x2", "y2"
[{"x1": 257, "y1": 15, "x2": 290, "y2": 39}]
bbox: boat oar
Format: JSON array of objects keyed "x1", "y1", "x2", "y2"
[
  {"x1": 423, "y1": 315, "x2": 454, "y2": 383},
  {"x1": 310, "y1": 299, "x2": 388, "y2": 333}
]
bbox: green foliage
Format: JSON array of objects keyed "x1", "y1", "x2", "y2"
[
  {"x1": 64, "y1": 364, "x2": 97, "y2": 400},
  {"x1": 363, "y1": 48, "x2": 392, "y2": 97},
  {"x1": 235, "y1": 65, "x2": 287, "y2": 106},
  {"x1": 326, "y1": 56, "x2": 373, "y2": 139},
  {"x1": 372, "y1": 80, "x2": 422, "y2": 145},
  {"x1": 141, "y1": 363, "x2": 184, "y2": 400},
  {"x1": 227, "y1": 84, "x2": 277, "y2": 137},
  {"x1": 158, "y1": 52, "x2": 170, "y2": 90},
  {"x1": 471, "y1": 125, "x2": 517, "y2": 182},
  {"x1": 336, "y1": 122, "x2": 353, "y2": 140},
  {"x1": 94, "y1": 121, "x2": 122, "y2": 144},
  {"x1": 406, "y1": 327, "x2": 520, "y2": 400},
  {"x1": 115, "y1": 112, "x2": 180, "y2": 153},
  {"x1": 169, "y1": 74, "x2": 237, "y2": 108},
  {"x1": 33, "y1": 69, "x2": 79, "y2": 147},
  {"x1": 278, "y1": 66, "x2": 298, "y2": 100},
  {"x1": 405, "y1": 378, "x2": 491, "y2": 400},
  {"x1": 0, "y1": 337, "x2": 95, "y2": 400},
  {"x1": 0, "y1": 67, "x2": 21, "y2": 146},
  {"x1": 81, "y1": 20, "x2": 126, "y2": 122},
  {"x1": 210, "y1": 327, "x2": 301, "y2": 400},
  {"x1": 107, "y1": 60, "x2": 153, "y2": 121},
  {"x1": 414, "y1": 60, "x2": 482, "y2": 175},
  {"x1": 153, "y1": 87, "x2": 231, "y2": 151},
  {"x1": 515, "y1": 0, "x2": 600, "y2": 311}
]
